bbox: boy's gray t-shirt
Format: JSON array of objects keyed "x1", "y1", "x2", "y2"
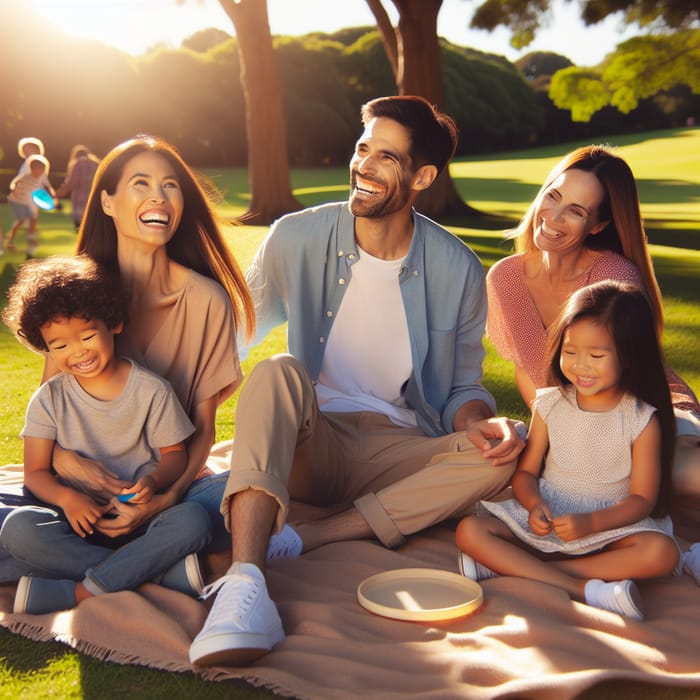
[{"x1": 21, "y1": 359, "x2": 195, "y2": 483}]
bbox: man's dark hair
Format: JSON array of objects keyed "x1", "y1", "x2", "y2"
[
  {"x1": 2, "y1": 255, "x2": 128, "y2": 352},
  {"x1": 360, "y1": 95, "x2": 459, "y2": 175}
]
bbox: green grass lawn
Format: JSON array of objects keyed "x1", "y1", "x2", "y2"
[{"x1": 0, "y1": 128, "x2": 698, "y2": 698}]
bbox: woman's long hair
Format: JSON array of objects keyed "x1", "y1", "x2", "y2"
[
  {"x1": 546, "y1": 280, "x2": 675, "y2": 518},
  {"x1": 76, "y1": 134, "x2": 254, "y2": 341}
]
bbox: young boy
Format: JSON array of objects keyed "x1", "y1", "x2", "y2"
[
  {"x1": 1, "y1": 255, "x2": 211, "y2": 614},
  {"x1": 6, "y1": 154, "x2": 56, "y2": 256}
]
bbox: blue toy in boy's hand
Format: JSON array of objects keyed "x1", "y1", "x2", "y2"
[
  {"x1": 117, "y1": 492, "x2": 136, "y2": 503},
  {"x1": 32, "y1": 189, "x2": 55, "y2": 211}
]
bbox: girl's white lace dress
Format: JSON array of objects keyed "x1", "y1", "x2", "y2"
[{"x1": 481, "y1": 386, "x2": 677, "y2": 558}]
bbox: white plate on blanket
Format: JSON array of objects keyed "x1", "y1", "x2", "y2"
[{"x1": 357, "y1": 568, "x2": 483, "y2": 621}]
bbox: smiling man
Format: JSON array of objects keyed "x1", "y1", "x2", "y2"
[{"x1": 189, "y1": 95, "x2": 527, "y2": 667}]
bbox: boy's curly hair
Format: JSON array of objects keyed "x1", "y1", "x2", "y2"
[{"x1": 2, "y1": 255, "x2": 128, "y2": 352}]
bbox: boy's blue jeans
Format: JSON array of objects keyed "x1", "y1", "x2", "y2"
[{"x1": 0, "y1": 473, "x2": 228, "y2": 588}]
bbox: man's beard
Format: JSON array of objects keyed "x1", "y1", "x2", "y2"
[{"x1": 348, "y1": 172, "x2": 411, "y2": 218}]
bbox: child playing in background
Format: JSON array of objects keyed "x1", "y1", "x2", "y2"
[
  {"x1": 0, "y1": 255, "x2": 211, "y2": 614},
  {"x1": 456, "y1": 280, "x2": 680, "y2": 620},
  {"x1": 0, "y1": 137, "x2": 45, "y2": 254},
  {"x1": 55, "y1": 145, "x2": 100, "y2": 230},
  {"x1": 6, "y1": 153, "x2": 56, "y2": 256},
  {"x1": 16, "y1": 137, "x2": 46, "y2": 177}
]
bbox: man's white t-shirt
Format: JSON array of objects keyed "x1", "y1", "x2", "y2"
[{"x1": 315, "y1": 246, "x2": 417, "y2": 427}]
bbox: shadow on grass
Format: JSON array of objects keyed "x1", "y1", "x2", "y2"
[
  {"x1": 0, "y1": 261, "x2": 18, "y2": 290},
  {"x1": 646, "y1": 222, "x2": 700, "y2": 251},
  {"x1": 651, "y1": 250, "x2": 700, "y2": 302},
  {"x1": 458, "y1": 128, "x2": 698, "y2": 163}
]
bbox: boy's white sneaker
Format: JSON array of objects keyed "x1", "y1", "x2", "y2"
[{"x1": 189, "y1": 562, "x2": 284, "y2": 667}]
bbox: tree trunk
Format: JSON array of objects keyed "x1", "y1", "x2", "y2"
[
  {"x1": 365, "y1": 0, "x2": 399, "y2": 79},
  {"x1": 367, "y1": 0, "x2": 480, "y2": 219},
  {"x1": 218, "y1": 0, "x2": 302, "y2": 224}
]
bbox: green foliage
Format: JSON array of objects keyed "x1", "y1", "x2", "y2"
[
  {"x1": 515, "y1": 51, "x2": 573, "y2": 86},
  {"x1": 470, "y1": 0, "x2": 699, "y2": 41},
  {"x1": 442, "y1": 40, "x2": 546, "y2": 151},
  {"x1": 182, "y1": 27, "x2": 233, "y2": 53},
  {"x1": 335, "y1": 31, "x2": 396, "y2": 108},
  {"x1": 550, "y1": 67, "x2": 618, "y2": 121},
  {"x1": 470, "y1": 0, "x2": 551, "y2": 49},
  {"x1": 274, "y1": 36, "x2": 357, "y2": 165},
  {"x1": 550, "y1": 31, "x2": 700, "y2": 121},
  {"x1": 582, "y1": 0, "x2": 699, "y2": 29},
  {"x1": 467, "y1": 1, "x2": 700, "y2": 121}
]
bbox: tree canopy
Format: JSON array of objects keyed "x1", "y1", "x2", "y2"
[
  {"x1": 470, "y1": 0, "x2": 699, "y2": 48},
  {"x1": 550, "y1": 30, "x2": 700, "y2": 120},
  {"x1": 470, "y1": 0, "x2": 700, "y2": 120}
]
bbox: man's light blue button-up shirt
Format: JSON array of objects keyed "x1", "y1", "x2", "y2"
[{"x1": 244, "y1": 201, "x2": 496, "y2": 437}]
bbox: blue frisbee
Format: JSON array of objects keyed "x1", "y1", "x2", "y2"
[{"x1": 32, "y1": 189, "x2": 55, "y2": 211}]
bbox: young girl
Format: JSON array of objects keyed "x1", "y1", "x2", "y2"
[{"x1": 456, "y1": 280, "x2": 680, "y2": 620}]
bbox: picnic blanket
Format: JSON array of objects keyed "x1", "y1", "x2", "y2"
[{"x1": 2, "y1": 463, "x2": 700, "y2": 699}]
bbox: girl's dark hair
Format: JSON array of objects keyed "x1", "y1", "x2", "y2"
[
  {"x1": 75, "y1": 134, "x2": 255, "y2": 342},
  {"x1": 2, "y1": 255, "x2": 128, "y2": 352},
  {"x1": 545, "y1": 280, "x2": 675, "y2": 517}
]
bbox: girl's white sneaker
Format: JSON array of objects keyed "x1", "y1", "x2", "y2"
[{"x1": 584, "y1": 578, "x2": 644, "y2": 620}]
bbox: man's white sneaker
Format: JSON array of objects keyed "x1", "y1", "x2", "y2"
[
  {"x1": 681, "y1": 543, "x2": 700, "y2": 585},
  {"x1": 189, "y1": 562, "x2": 284, "y2": 667},
  {"x1": 584, "y1": 578, "x2": 644, "y2": 620},
  {"x1": 266, "y1": 523, "x2": 303, "y2": 560}
]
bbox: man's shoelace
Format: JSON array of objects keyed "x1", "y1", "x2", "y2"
[{"x1": 199, "y1": 572, "x2": 260, "y2": 622}]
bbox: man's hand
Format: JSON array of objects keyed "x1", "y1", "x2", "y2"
[
  {"x1": 52, "y1": 446, "x2": 130, "y2": 502},
  {"x1": 463, "y1": 416, "x2": 526, "y2": 466}
]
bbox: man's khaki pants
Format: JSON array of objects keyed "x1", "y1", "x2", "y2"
[{"x1": 223, "y1": 354, "x2": 515, "y2": 548}]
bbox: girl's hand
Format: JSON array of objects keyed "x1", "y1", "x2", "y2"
[
  {"x1": 528, "y1": 502, "x2": 553, "y2": 536},
  {"x1": 551, "y1": 512, "x2": 594, "y2": 542},
  {"x1": 118, "y1": 475, "x2": 156, "y2": 505},
  {"x1": 61, "y1": 491, "x2": 110, "y2": 538}
]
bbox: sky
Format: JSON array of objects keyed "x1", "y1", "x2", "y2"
[{"x1": 29, "y1": 0, "x2": 640, "y2": 67}]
